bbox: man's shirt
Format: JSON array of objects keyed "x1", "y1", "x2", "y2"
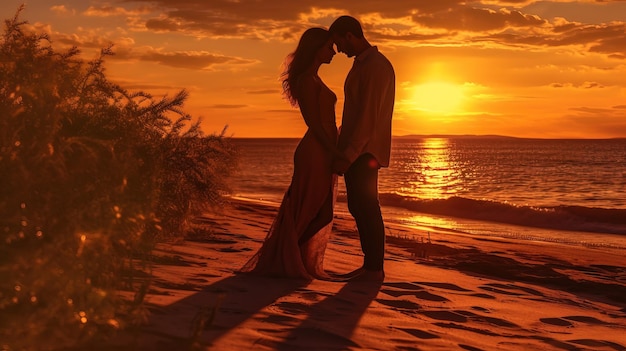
[{"x1": 338, "y1": 46, "x2": 395, "y2": 167}]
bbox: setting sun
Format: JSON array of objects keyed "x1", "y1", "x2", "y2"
[{"x1": 411, "y1": 82, "x2": 465, "y2": 115}]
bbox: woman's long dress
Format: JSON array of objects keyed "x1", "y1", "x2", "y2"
[{"x1": 240, "y1": 80, "x2": 338, "y2": 280}]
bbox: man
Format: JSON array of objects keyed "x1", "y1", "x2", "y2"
[{"x1": 329, "y1": 16, "x2": 395, "y2": 281}]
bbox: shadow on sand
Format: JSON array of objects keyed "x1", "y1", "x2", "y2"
[{"x1": 104, "y1": 272, "x2": 380, "y2": 351}]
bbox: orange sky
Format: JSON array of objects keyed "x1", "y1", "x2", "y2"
[{"x1": 3, "y1": 1, "x2": 626, "y2": 138}]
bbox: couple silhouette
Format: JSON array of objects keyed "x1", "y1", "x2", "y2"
[{"x1": 240, "y1": 15, "x2": 395, "y2": 283}]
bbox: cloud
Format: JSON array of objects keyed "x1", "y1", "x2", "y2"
[
  {"x1": 49, "y1": 30, "x2": 122, "y2": 50},
  {"x1": 211, "y1": 104, "x2": 248, "y2": 109},
  {"x1": 550, "y1": 81, "x2": 606, "y2": 89},
  {"x1": 119, "y1": 0, "x2": 480, "y2": 41},
  {"x1": 144, "y1": 14, "x2": 304, "y2": 41},
  {"x1": 412, "y1": 7, "x2": 547, "y2": 32},
  {"x1": 589, "y1": 31, "x2": 626, "y2": 59},
  {"x1": 483, "y1": 19, "x2": 626, "y2": 59},
  {"x1": 570, "y1": 106, "x2": 614, "y2": 114},
  {"x1": 138, "y1": 49, "x2": 259, "y2": 70},
  {"x1": 247, "y1": 89, "x2": 280, "y2": 95},
  {"x1": 119, "y1": 83, "x2": 183, "y2": 91},
  {"x1": 23, "y1": 21, "x2": 259, "y2": 72},
  {"x1": 117, "y1": 0, "x2": 626, "y2": 60},
  {"x1": 83, "y1": 5, "x2": 153, "y2": 17},
  {"x1": 138, "y1": 2, "x2": 322, "y2": 41},
  {"x1": 50, "y1": 5, "x2": 75, "y2": 15},
  {"x1": 266, "y1": 109, "x2": 300, "y2": 113}
]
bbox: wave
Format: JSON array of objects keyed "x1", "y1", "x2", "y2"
[{"x1": 336, "y1": 193, "x2": 626, "y2": 235}]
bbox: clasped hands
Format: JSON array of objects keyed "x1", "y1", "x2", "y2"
[{"x1": 332, "y1": 152, "x2": 351, "y2": 175}]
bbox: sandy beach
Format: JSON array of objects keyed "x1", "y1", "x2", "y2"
[{"x1": 106, "y1": 197, "x2": 626, "y2": 351}]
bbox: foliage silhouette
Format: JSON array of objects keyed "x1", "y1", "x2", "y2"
[{"x1": 0, "y1": 7, "x2": 238, "y2": 350}]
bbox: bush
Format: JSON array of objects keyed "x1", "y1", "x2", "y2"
[{"x1": 0, "y1": 7, "x2": 238, "y2": 350}]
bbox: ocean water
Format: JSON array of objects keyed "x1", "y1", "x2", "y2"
[{"x1": 229, "y1": 137, "x2": 626, "y2": 248}]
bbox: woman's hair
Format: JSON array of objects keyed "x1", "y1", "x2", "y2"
[{"x1": 281, "y1": 27, "x2": 330, "y2": 107}]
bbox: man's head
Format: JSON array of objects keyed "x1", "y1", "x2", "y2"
[{"x1": 329, "y1": 15, "x2": 366, "y2": 58}]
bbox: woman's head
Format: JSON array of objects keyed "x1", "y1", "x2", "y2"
[{"x1": 282, "y1": 27, "x2": 334, "y2": 106}]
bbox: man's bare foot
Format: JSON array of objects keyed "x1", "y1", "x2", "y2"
[
  {"x1": 330, "y1": 267, "x2": 364, "y2": 280},
  {"x1": 349, "y1": 269, "x2": 385, "y2": 282}
]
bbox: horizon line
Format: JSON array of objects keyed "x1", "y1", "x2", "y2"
[{"x1": 228, "y1": 134, "x2": 626, "y2": 140}]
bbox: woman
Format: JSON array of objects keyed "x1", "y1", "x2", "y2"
[{"x1": 240, "y1": 28, "x2": 344, "y2": 280}]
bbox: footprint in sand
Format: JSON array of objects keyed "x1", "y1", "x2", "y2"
[
  {"x1": 376, "y1": 298, "x2": 422, "y2": 311},
  {"x1": 380, "y1": 283, "x2": 423, "y2": 299},
  {"x1": 413, "y1": 282, "x2": 472, "y2": 292},
  {"x1": 471, "y1": 306, "x2": 490, "y2": 313},
  {"x1": 456, "y1": 310, "x2": 518, "y2": 328},
  {"x1": 541, "y1": 315, "x2": 611, "y2": 327},
  {"x1": 432, "y1": 321, "x2": 500, "y2": 337},
  {"x1": 396, "y1": 327, "x2": 439, "y2": 340},
  {"x1": 540, "y1": 317, "x2": 573, "y2": 327},
  {"x1": 380, "y1": 288, "x2": 449, "y2": 302},
  {"x1": 479, "y1": 282, "x2": 543, "y2": 298},
  {"x1": 471, "y1": 292, "x2": 496, "y2": 299},
  {"x1": 418, "y1": 309, "x2": 518, "y2": 329},
  {"x1": 413, "y1": 291, "x2": 449, "y2": 302},
  {"x1": 569, "y1": 339, "x2": 626, "y2": 350},
  {"x1": 382, "y1": 281, "x2": 502, "y2": 304},
  {"x1": 479, "y1": 285, "x2": 522, "y2": 296},
  {"x1": 459, "y1": 344, "x2": 484, "y2": 351},
  {"x1": 383, "y1": 282, "x2": 424, "y2": 290},
  {"x1": 563, "y1": 315, "x2": 610, "y2": 325},
  {"x1": 381, "y1": 282, "x2": 452, "y2": 302},
  {"x1": 421, "y1": 310, "x2": 468, "y2": 323}
]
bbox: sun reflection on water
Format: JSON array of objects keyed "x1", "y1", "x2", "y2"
[
  {"x1": 403, "y1": 214, "x2": 458, "y2": 229},
  {"x1": 398, "y1": 138, "x2": 463, "y2": 200}
]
